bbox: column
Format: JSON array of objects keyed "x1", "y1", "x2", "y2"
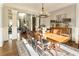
[
  {"x1": 30, "y1": 15, "x2": 33, "y2": 31},
  {"x1": 12, "y1": 10, "x2": 18, "y2": 40},
  {"x1": 75, "y1": 4, "x2": 79, "y2": 44},
  {"x1": 36, "y1": 17, "x2": 39, "y2": 31},
  {"x1": 0, "y1": 4, "x2": 3, "y2": 47}
]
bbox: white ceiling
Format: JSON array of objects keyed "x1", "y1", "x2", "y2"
[{"x1": 5, "y1": 3, "x2": 74, "y2": 13}]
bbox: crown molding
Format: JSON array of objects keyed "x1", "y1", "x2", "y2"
[
  {"x1": 0, "y1": 3, "x2": 4, "y2": 7},
  {"x1": 4, "y1": 4, "x2": 40, "y2": 15}
]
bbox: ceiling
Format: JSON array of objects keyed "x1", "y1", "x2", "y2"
[{"x1": 5, "y1": 3, "x2": 74, "y2": 13}]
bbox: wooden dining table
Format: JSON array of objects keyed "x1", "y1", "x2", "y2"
[
  {"x1": 34, "y1": 32, "x2": 70, "y2": 43},
  {"x1": 44, "y1": 32, "x2": 70, "y2": 43}
]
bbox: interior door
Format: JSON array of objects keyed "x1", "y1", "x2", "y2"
[{"x1": 32, "y1": 16, "x2": 36, "y2": 31}]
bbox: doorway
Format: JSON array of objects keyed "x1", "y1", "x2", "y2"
[{"x1": 32, "y1": 16, "x2": 36, "y2": 31}]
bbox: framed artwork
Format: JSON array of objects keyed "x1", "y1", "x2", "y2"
[{"x1": 56, "y1": 13, "x2": 67, "y2": 21}]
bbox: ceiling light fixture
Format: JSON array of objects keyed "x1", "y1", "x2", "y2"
[{"x1": 39, "y1": 3, "x2": 49, "y2": 18}]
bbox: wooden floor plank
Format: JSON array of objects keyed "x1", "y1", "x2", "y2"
[{"x1": 0, "y1": 40, "x2": 18, "y2": 56}]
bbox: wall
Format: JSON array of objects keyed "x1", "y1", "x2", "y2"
[
  {"x1": 0, "y1": 4, "x2": 3, "y2": 47},
  {"x1": 40, "y1": 17, "x2": 50, "y2": 28},
  {"x1": 3, "y1": 6, "x2": 9, "y2": 41},
  {"x1": 40, "y1": 4, "x2": 76, "y2": 28},
  {"x1": 75, "y1": 4, "x2": 79, "y2": 43}
]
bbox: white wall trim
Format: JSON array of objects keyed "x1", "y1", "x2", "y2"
[
  {"x1": 0, "y1": 4, "x2": 3, "y2": 47},
  {"x1": 0, "y1": 28, "x2": 3, "y2": 47}
]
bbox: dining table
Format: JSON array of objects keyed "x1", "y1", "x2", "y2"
[{"x1": 44, "y1": 32, "x2": 70, "y2": 43}]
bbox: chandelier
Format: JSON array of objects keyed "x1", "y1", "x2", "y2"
[{"x1": 39, "y1": 3, "x2": 49, "y2": 18}]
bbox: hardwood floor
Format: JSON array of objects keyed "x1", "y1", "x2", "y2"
[{"x1": 0, "y1": 40, "x2": 18, "y2": 56}]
